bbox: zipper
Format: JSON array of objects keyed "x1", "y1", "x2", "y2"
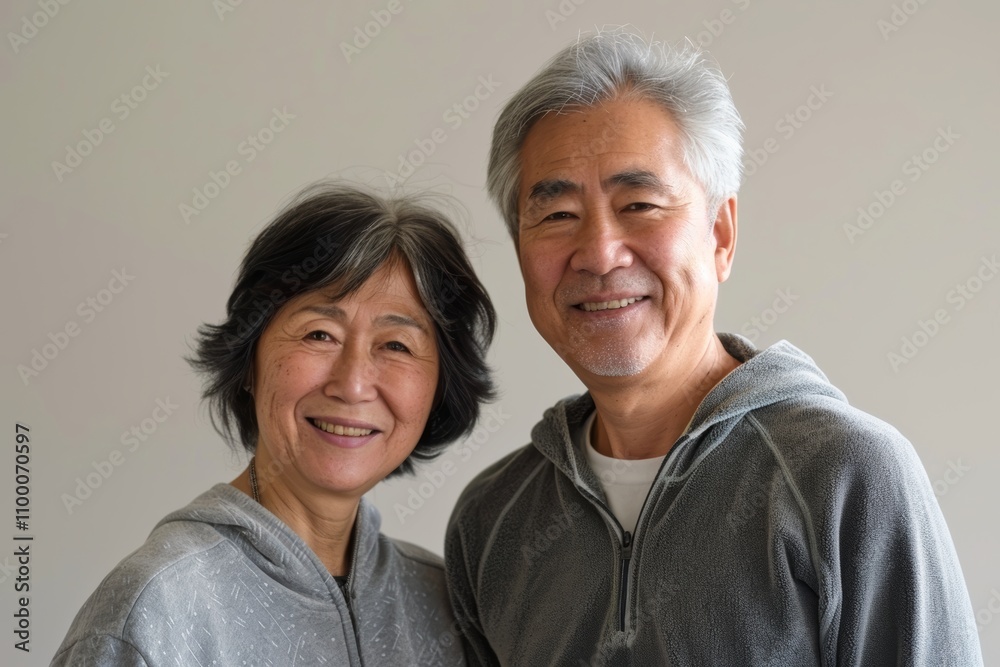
[
  {"x1": 579, "y1": 488, "x2": 634, "y2": 633},
  {"x1": 577, "y1": 434, "x2": 690, "y2": 635},
  {"x1": 340, "y1": 518, "x2": 365, "y2": 663},
  {"x1": 618, "y1": 530, "x2": 632, "y2": 631}
]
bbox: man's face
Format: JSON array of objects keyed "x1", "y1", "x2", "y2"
[{"x1": 516, "y1": 96, "x2": 736, "y2": 379}]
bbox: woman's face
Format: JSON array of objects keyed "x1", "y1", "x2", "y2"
[{"x1": 251, "y1": 260, "x2": 439, "y2": 500}]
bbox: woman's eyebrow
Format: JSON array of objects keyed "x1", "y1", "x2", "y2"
[
  {"x1": 299, "y1": 303, "x2": 346, "y2": 320},
  {"x1": 374, "y1": 313, "x2": 430, "y2": 335},
  {"x1": 298, "y1": 304, "x2": 430, "y2": 335}
]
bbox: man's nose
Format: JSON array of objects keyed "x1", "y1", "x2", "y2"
[{"x1": 568, "y1": 207, "x2": 634, "y2": 275}]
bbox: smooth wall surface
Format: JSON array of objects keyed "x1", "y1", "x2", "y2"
[{"x1": 2, "y1": 0, "x2": 998, "y2": 663}]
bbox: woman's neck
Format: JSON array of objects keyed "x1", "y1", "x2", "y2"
[{"x1": 231, "y1": 462, "x2": 359, "y2": 577}]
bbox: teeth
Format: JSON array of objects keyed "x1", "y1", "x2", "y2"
[
  {"x1": 581, "y1": 297, "x2": 642, "y2": 312},
  {"x1": 312, "y1": 419, "x2": 373, "y2": 437}
]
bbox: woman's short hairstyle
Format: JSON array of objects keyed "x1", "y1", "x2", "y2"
[
  {"x1": 187, "y1": 181, "x2": 496, "y2": 477},
  {"x1": 487, "y1": 27, "x2": 745, "y2": 242}
]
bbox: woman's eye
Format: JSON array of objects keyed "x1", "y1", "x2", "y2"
[
  {"x1": 306, "y1": 330, "x2": 332, "y2": 342},
  {"x1": 385, "y1": 341, "x2": 410, "y2": 353}
]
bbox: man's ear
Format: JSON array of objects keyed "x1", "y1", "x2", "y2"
[{"x1": 712, "y1": 195, "x2": 738, "y2": 283}]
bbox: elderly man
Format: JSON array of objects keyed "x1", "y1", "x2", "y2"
[{"x1": 445, "y1": 30, "x2": 982, "y2": 665}]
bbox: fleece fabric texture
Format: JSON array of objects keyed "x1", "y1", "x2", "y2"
[
  {"x1": 53, "y1": 483, "x2": 464, "y2": 666},
  {"x1": 446, "y1": 334, "x2": 982, "y2": 666}
]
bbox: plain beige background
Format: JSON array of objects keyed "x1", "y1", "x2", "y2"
[{"x1": 2, "y1": 0, "x2": 998, "y2": 663}]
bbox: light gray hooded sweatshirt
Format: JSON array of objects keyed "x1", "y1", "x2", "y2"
[
  {"x1": 446, "y1": 334, "x2": 982, "y2": 666},
  {"x1": 53, "y1": 483, "x2": 465, "y2": 666}
]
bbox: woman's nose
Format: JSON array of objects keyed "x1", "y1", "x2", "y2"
[{"x1": 323, "y1": 343, "x2": 378, "y2": 403}]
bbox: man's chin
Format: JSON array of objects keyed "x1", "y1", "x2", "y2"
[{"x1": 566, "y1": 347, "x2": 654, "y2": 379}]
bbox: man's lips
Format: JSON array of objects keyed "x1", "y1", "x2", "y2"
[
  {"x1": 307, "y1": 417, "x2": 379, "y2": 437},
  {"x1": 574, "y1": 295, "x2": 647, "y2": 312}
]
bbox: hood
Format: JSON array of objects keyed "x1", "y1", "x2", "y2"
[
  {"x1": 530, "y1": 333, "x2": 847, "y2": 495},
  {"x1": 153, "y1": 482, "x2": 383, "y2": 600}
]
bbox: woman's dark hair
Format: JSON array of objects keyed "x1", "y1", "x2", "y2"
[{"x1": 187, "y1": 181, "x2": 496, "y2": 477}]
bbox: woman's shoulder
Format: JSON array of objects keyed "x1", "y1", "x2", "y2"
[
  {"x1": 382, "y1": 535, "x2": 446, "y2": 572},
  {"x1": 354, "y1": 499, "x2": 448, "y2": 592},
  {"x1": 54, "y1": 486, "x2": 251, "y2": 656}
]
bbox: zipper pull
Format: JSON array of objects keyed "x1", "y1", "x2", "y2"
[{"x1": 618, "y1": 531, "x2": 634, "y2": 632}]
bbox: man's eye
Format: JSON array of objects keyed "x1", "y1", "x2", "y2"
[
  {"x1": 385, "y1": 341, "x2": 410, "y2": 353},
  {"x1": 625, "y1": 202, "x2": 655, "y2": 211},
  {"x1": 306, "y1": 330, "x2": 332, "y2": 342},
  {"x1": 542, "y1": 211, "x2": 574, "y2": 221}
]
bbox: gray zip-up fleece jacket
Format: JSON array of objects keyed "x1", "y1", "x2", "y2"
[
  {"x1": 53, "y1": 483, "x2": 465, "y2": 666},
  {"x1": 446, "y1": 334, "x2": 982, "y2": 666}
]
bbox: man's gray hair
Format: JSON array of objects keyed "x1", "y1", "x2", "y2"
[{"x1": 486, "y1": 28, "x2": 745, "y2": 242}]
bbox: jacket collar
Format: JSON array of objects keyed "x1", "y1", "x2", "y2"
[
  {"x1": 155, "y1": 483, "x2": 384, "y2": 601},
  {"x1": 529, "y1": 334, "x2": 846, "y2": 495}
]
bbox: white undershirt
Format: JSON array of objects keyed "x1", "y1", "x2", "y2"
[{"x1": 581, "y1": 411, "x2": 666, "y2": 534}]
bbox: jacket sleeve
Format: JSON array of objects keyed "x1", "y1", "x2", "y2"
[
  {"x1": 51, "y1": 634, "x2": 149, "y2": 666},
  {"x1": 812, "y1": 427, "x2": 983, "y2": 666},
  {"x1": 444, "y1": 513, "x2": 502, "y2": 667}
]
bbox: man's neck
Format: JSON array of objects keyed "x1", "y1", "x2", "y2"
[{"x1": 587, "y1": 334, "x2": 740, "y2": 460}]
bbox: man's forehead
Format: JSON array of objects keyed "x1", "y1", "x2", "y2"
[{"x1": 517, "y1": 100, "x2": 682, "y2": 177}]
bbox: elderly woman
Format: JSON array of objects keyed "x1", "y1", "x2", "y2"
[{"x1": 52, "y1": 182, "x2": 495, "y2": 666}]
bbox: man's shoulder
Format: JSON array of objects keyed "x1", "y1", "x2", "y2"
[
  {"x1": 748, "y1": 391, "x2": 925, "y2": 491},
  {"x1": 457, "y1": 441, "x2": 549, "y2": 505},
  {"x1": 754, "y1": 391, "x2": 908, "y2": 448},
  {"x1": 450, "y1": 440, "x2": 550, "y2": 529},
  {"x1": 452, "y1": 393, "x2": 589, "y2": 516}
]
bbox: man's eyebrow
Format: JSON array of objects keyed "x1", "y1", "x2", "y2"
[
  {"x1": 602, "y1": 170, "x2": 672, "y2": 194},
  {"x1": 525, "y1": 179, "x2": 580, "y2": 207},
  {"x1": 524, "y1": 171, "x2": 672, "y2": 210},
  {"x1": 298, "y1": 304, "x2": 430, "y2": 335}
]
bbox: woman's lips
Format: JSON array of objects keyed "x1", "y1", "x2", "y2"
[
  {"x1": 309, "y1": 417, "x2": 375, "y2": 437},
  {"x1": 306, "y1": 418, "x2": 381, "y2": 448}
]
